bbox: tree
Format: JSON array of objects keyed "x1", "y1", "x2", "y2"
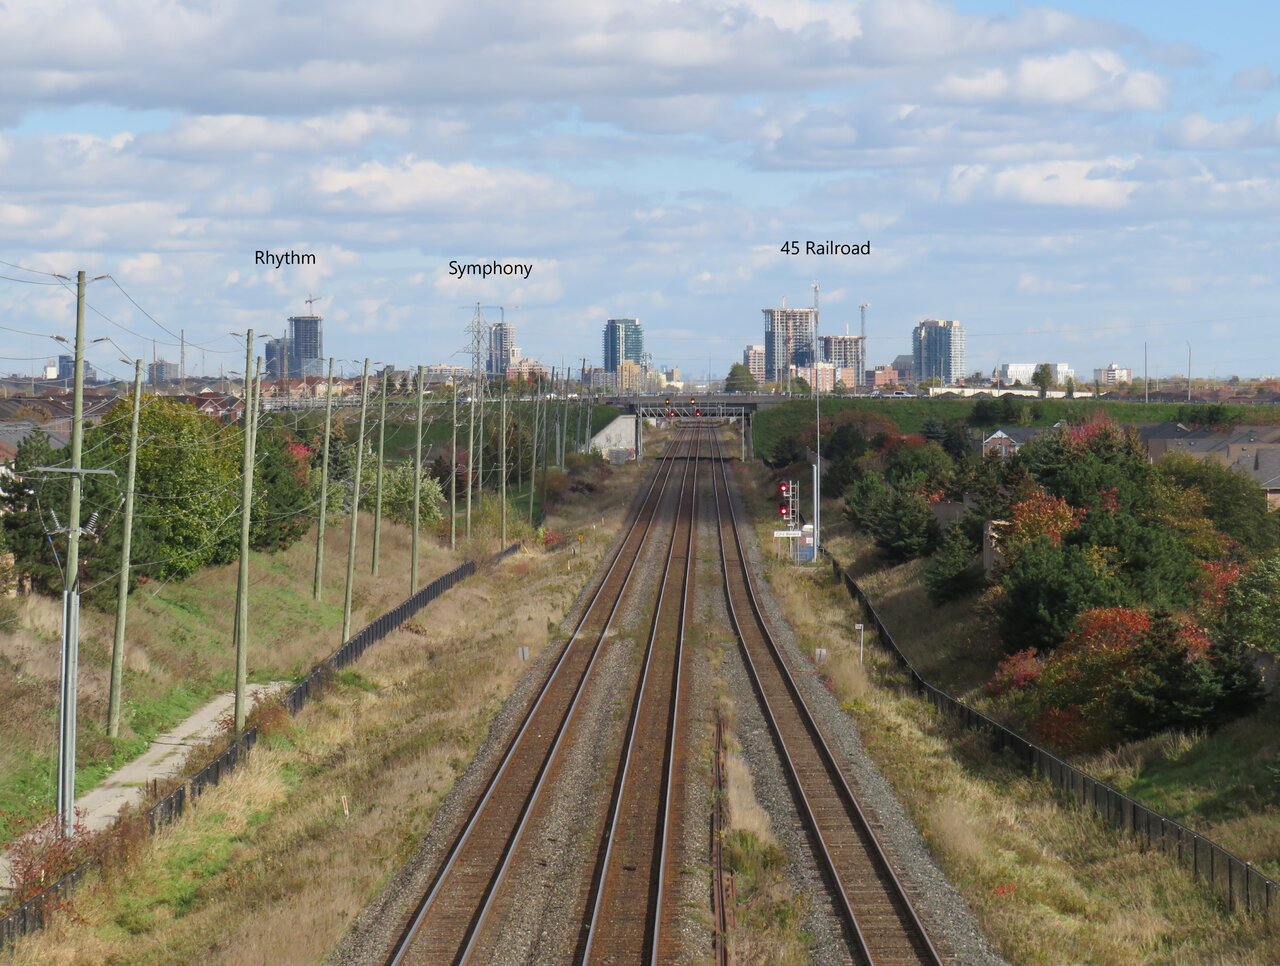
[
  {"x1": 999, "y1": 537, "x2": 1126, "y2": 652},
  {"x1": 725, "y1": 362, "x2": 758, "y2": 393},
  {"x1": 924, "y1": 524, "x2": 984, "y2": 602},
  {"x1": 1222, "y1": 554, "x2": 1280, "y2": 655},
  {"x1": 869, "y1": 491, "x2": 940, "y2": 561},
  {"x1": 380, "y1": 463, "x2": 445, "y2": 529},
  {"x1": 790, "y1": 376, "x2": 811, "y2": 394},
  {"x1": 1064, "y1": 377, "x2": 1076, "y2": 399},
  {"x1": 843, "y1": 473, "x2": 890, "y2": 532},
  {"x1": 1157, "y1": 453, "x2": 1280, "y2": 555},
  {"x1": 250, "y1": 423, "x2": 313, "y2": 552},
  {"x1": 1011, "y1": 608, "x2": 1264, "y2": 751},
  {"x1": 883, "y1": 441, "x2": 952, "y2": 494},
  {"x1": 1032, "y1": 363, "x2": 1054, "y2": 398}
]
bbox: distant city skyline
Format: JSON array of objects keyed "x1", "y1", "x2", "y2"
[{"x1": 2, "y1": 2, "x2": 1279, "y2": 384}]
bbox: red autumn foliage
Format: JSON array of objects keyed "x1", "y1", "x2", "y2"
[
  {"x1": 1064, "y1": 413, "x2": 1120, "y2": 451},
  {"x1": 1174, "y1": 622, "x2": 1212, "y2": 660},
  {"x1": 1098, "y1": 486, "x2": 1119, "y2": 513},
  {"x1": 1062, "y1": 607, "x2": 1151, "y2": 654},
  {"x1": 1008, "y1": 488, "x2": 1086, "y2": 550},
  {"x1": 6, "y1": 810, "x2": 97, "y2": 904},
  {"x1": 1197, "y1": 560, "x2": 1243, "y2": 615},
  {"x1": 1029, "y1": 706, "x2": 1087, "y2": 751},
  {"x1": 988, "y1": 648, "x2": 1041, "y2": 693}
]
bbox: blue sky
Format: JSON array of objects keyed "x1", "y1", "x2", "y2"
[{"x1": 1, "y1": 0, "x2": 1278, "y2": 384}]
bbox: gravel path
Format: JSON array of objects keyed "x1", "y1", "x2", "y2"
[{"x1": 725, "y1": 463, "x2": 1006, "y2": 966}]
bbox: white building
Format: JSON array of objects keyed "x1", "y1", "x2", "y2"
[
  {"x1": 1093, "y1": 363, "x2": 1133, "y2": 386},
  {"x1": 1000, "y1": 362, "x2": 1075, "y2": 386},
  {"x1": 743, "y1": 345, "x2": 765, "y2": 383}
]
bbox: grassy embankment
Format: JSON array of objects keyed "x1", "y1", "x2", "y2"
[
  {"x1": 743, "y1": 468, "x2": 1277, "y2": 963},
  {"x1": 1, "y1": 459, "x2": 643, "y2": 964},
  {"x1": 752, "y1": 396, "x2": 1280, "y2": 462},
  {"x1": 755, "y1": 397, "x2": 1280, "y2": 881},
  {"x1": 0, "y1": 499, "x2": 526, "y2": 848},
  {"x1": 343, "y1": 399, "x2": 619, "y2": 462}
]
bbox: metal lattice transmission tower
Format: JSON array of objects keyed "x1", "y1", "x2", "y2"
[{"x1": 467, "y1": 302, "x2": 488, "y2": 397}]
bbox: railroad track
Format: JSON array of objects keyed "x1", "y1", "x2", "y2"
[
  {"x1": 578, "y1": 426, "x2": 701, "y2": 964},
  {"x1": 385, "y1": 429, "x2": 699, "y2": 965},
  {"x1": 707, "y1": 432, "x2": 944, "y2": 966}
]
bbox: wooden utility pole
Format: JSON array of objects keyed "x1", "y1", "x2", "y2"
[
  {"x1": 466, "y1": 374, "x2": 475, "y2": 539},
  {"x1": 342, "y1": 359, "x2": 370, "y2": 642},
  {"x1": 371, "y1": 369, "x2": 388, "y2": 576},
  {"x1": 233, "y1": 345, "x2": 259, "y2": 734},
  {"x1": 411, "y1": 364, "x2": 424, "y2": 592},
  {"x1": 107, "y1": 359, "x2": 143, "y2": 738},
  {"x1": 312, "y1": 357, "x2": 334, "y2": 600},
  {"x1": 528, "y1": 376, "x2": 541, "y2": 523},
  {"x1": 500, "y1": 379, "x2": 507, "y2": 545},
  {"x1": 576, "y1": 358, "x2": 586, "y2": 453},
  {"x1": 538, "y1": 371, "x2": 551, "y2": 522},
  {"x1": 450, "y1": 382, "x2": 458, "y2": 550}
]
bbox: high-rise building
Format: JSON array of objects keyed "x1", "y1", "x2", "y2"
[
  {"x1": 57, "y1": 354, "x2": 97, "y2": 384},
  {"x1": 603, "y1": 318, "x2": 644, "y2": 374},
  {"x1": 1093, "y1": 363, "x2": 1133, "y2": 387},
  {"x1": 148, "y1": 359, "x2": 180, "y2": 385},
  {"x1": 264, "y1": 338, "x2": 288, "y2": 380},
  {"x1": 743, "y1": 345, "x2": 765, "y2": 383},
  {"x1": 488, "y1": 322, "x2": 518, "y2": 377},
  {"x1": 762, "y1": 307, "x2": 816, "y2": 383},
  {"x1": 819, "y1": 335, "x2": 866, "y2": 385},
  {"x1": 288, "y1": 314, "x2": 323, "y2": 376},
  {"x1": 911, "y1": 319, "x2": 965, "y2": 385}
]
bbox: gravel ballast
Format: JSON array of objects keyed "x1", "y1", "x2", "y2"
[{"x1": 725, "y1": 463, "x2": 1007, "y2": 966}]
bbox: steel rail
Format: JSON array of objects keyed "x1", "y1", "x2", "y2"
[
  {"x1": 458, "y1": 429, "x2": 700, "y2": 963},
  {"x1": 707, "y1": 433, "x2": 943, "y2": 966},
  {"x1": 579, "y1": 427, "x2": 701, "y2": 964},
  {"x1": 386, "y1": 429, "x2": 695, "y2": 965}
]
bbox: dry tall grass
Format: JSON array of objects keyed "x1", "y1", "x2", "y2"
[
  {"x1": 0, "y1": 468, "x2": 634, "y2": 964},
  {"x1": 760, "y1": 549, "x2": 1278, "y2": 965}
]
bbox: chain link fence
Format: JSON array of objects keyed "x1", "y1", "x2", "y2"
[
  {"x1": 827, "y1": 553, "x2": 1277, "y2": 923},
  {"x1": 2, "y1": 544, "x2": 521, "y2": 950}
]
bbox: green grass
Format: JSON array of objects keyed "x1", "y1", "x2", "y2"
[
  {"x1": 752, "y1": 396, "x2": 1280, "y2": 462},
  {"x1": 339, "y1": 401, "x2": 621, "y2": 462}
]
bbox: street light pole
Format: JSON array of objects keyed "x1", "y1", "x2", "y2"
[{"x1": 55, "y1": 270, "x2": 88, "y2": 833}]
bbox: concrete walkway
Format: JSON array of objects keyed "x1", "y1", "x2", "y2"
[{"x1": 1, "y1": 683, "x2": 283, "y2": 894}]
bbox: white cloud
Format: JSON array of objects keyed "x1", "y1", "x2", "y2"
[
  {"x1": 945, "y1": 157, "x2": 1139, "y2": 208},
  {"x1": 311, "y1": 157, "x2": 579, "y2": 215},
  {"x1": 155, "y1": 109, "x2": 409, "y2": 155},
  {"x1": 938, "y1": 49, "x2": 1167, "y2": 111}
]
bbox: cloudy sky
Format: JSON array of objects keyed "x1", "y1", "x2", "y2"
[{"x1": 1, "y1": 0, "x2": 1278, "y2": 384}]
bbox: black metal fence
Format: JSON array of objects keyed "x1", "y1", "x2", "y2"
[
  {"x1": 826, "y1": 553, "x2": 1278, "y2": 923},
  {"x1": 1, "y1": 545, "x2": 520, "y2": 950}
]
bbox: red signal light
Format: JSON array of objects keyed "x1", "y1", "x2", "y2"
[
  {"x1": 668, "y1": 410, "x2": 675, "y2": 417},
  {"x1": 778, "y1": 481, "x2": 789, "y2": 495},
  {"x1": 779, "y1": 503, "x2": 789, "y2": 516},
  {"x1": 695, "y1": 409, "x2": 701, "y2": 417}
]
